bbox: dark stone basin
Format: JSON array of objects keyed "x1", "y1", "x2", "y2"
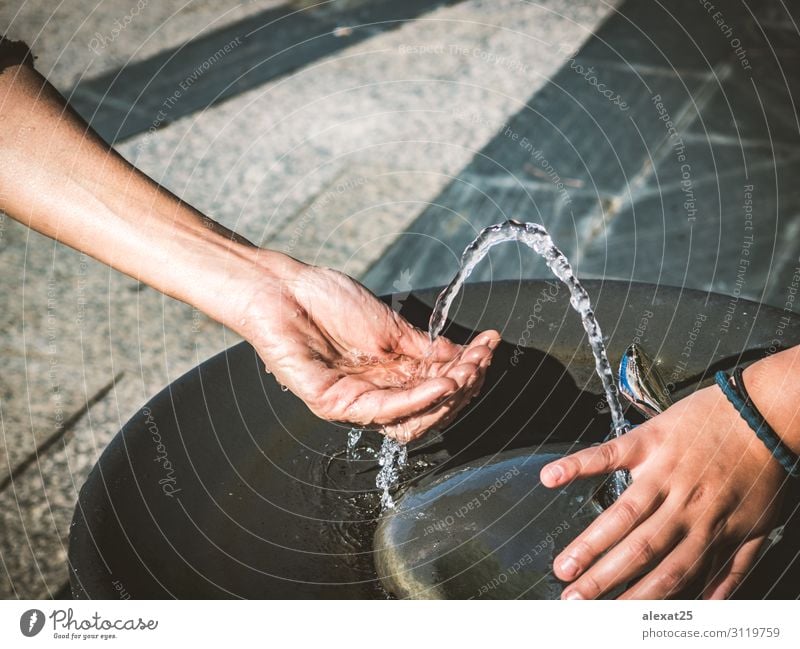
[{"x1": 68, "y1": 280, "x2": 800, "y2": 598}]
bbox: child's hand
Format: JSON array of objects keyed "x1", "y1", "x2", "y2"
[{"x1": 541, "y1": 383, "x2": 786, "y2": 599}]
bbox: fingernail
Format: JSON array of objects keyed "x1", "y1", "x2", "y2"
[
  {"x1": 559, "y1": 556, "x2": 580, "y2": 579},
  {"x1": 563, "y1": 590, "x2": 584, "y2": 600},
  {"x1": 546, "y1": 464, "x2": 564, "y2": 483}
]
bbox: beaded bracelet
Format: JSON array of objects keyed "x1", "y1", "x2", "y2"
[{"x1": 715, "y1": 369, "x2": 800, "y2": 478}]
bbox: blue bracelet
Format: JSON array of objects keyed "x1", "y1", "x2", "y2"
[{"x1": 715, "y1": 370, "x2": 800, "y2": 478}]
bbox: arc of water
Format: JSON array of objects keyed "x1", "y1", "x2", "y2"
[{"x1": 427, "y1": 220, "x2": 631, "y2": 498}]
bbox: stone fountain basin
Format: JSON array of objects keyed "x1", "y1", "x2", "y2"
[{"x1": 68, "y1": 280, "x2": 800, "y2": 598}]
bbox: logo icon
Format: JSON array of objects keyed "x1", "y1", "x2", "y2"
[
  {"x1": 20, "y1": 609, "x2": 45, "y2": 637},
  {"x1": 391, "y1": 268, "x2": 414, "y2": 313}
]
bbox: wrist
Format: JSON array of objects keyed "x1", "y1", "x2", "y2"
[
  {"x1": 187, "y1": 238, "x2": 306, "y2": 334},
  {"x1": 742, "y1": 351, "x2": 800, "y2": 457}
]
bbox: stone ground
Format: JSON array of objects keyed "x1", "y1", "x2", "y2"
[{"x1": 1, "y1": 0, "x2": 799, "y2": 599}]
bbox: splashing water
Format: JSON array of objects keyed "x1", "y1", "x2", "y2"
[
  {"x1": 376, "y1": 437, "x2": 408, "y2": 509},
  {"x1": 372, "y1": 219, "x2": 630, "y2": 509}
]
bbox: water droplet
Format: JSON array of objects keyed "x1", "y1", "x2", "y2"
[{"x1": 346, "y1": 428, "x2": 363, "y2": 461}]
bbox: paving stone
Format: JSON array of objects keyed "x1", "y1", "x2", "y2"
[
  {"x1": 361, "y1": 62, "x2": 717, "y2": 292},
  {"x1": 117, "y1": 0, "x2": 621, "y2": 260},
  {"x1": 0, "y1": 217, "x2": 236, "y2": 488},
  {"x1": 69, "y1": 0, "x2": 464, "y2": 143},
  {"x1": 0, "y1": 0, "x2": 285, "y2": 91},
  {"x1": 577, "y1": 9, "x2": 800, "y2": 308},
  {"x1": 0, "y1": 373, "x2": 134, "y2": 599},
  {"x1": 364, "y1": 0, "x2": 800, "y2": 314},
  {"x1": 577, "y1": 156, "x2": 800, "y2": 304}
]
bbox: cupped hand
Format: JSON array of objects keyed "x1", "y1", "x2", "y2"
[
  {"x1": 234, "y1": 260, "x2": 500, "y2": 442},
  {"x1": 540, "y1": 382, "x2": 787, "y2": 599}
]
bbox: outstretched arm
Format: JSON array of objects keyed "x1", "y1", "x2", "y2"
[{"x1": 0, "y1": 40, "x2": 499, "y2": 440}]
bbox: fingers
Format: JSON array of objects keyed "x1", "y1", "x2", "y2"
[
  {"x1": 434, "y1": 343, "x2": 489, "y2": 381},
  {"x1": 401, "y1": 328, "x2": 462, "y2": 361},
  {"x1": 702, "y1": 536, "x2": 764, "y2": 600},
  {"x1": 618, "y1": 532, "x2": 713, "y2": 599},
  {"x1": 383, "y1": 357, "x2": 489, "y2": 442},
  {"x1": 324, "y1": 375, "x2": 458, "y2": 426},
  {"x1": 471, "y1": 329, "x2": 502, "y2": 350},
  {"x1": 381, "y1": 332, "x2": 496, "y2": 439},
  {"x1": 310, "y1": 327, "x2": 499, "y2": 431},
  {"x1": 397, "y1": 326, "x2": 501, "y2": 364},
  {"x1": 382, "y1": 397, "x2": 460, "y2": 443},
  {"x1": 554, "y1": 480, "x2": 665, "y2": 582},
  {"x1": 392, "y1": 318, "x2": 462, "y2": 360},
  {"x1": 560, "y1": 503, "x2": 683, "y2": 599},
  {"x1": 541, "y1": 432, "x2": 644, "y2": 488}
]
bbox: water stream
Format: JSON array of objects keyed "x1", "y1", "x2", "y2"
[
  {"x1": 373, "y1": 219, "x2": 630, "y2": 508},
  {"x1": 375, "y1": 438, "x2": 408, "y2": 509}
]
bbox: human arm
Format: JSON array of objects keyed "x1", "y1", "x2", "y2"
[{"x1": 0, "y1": 40, "x2": 499, "y2": 440}]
